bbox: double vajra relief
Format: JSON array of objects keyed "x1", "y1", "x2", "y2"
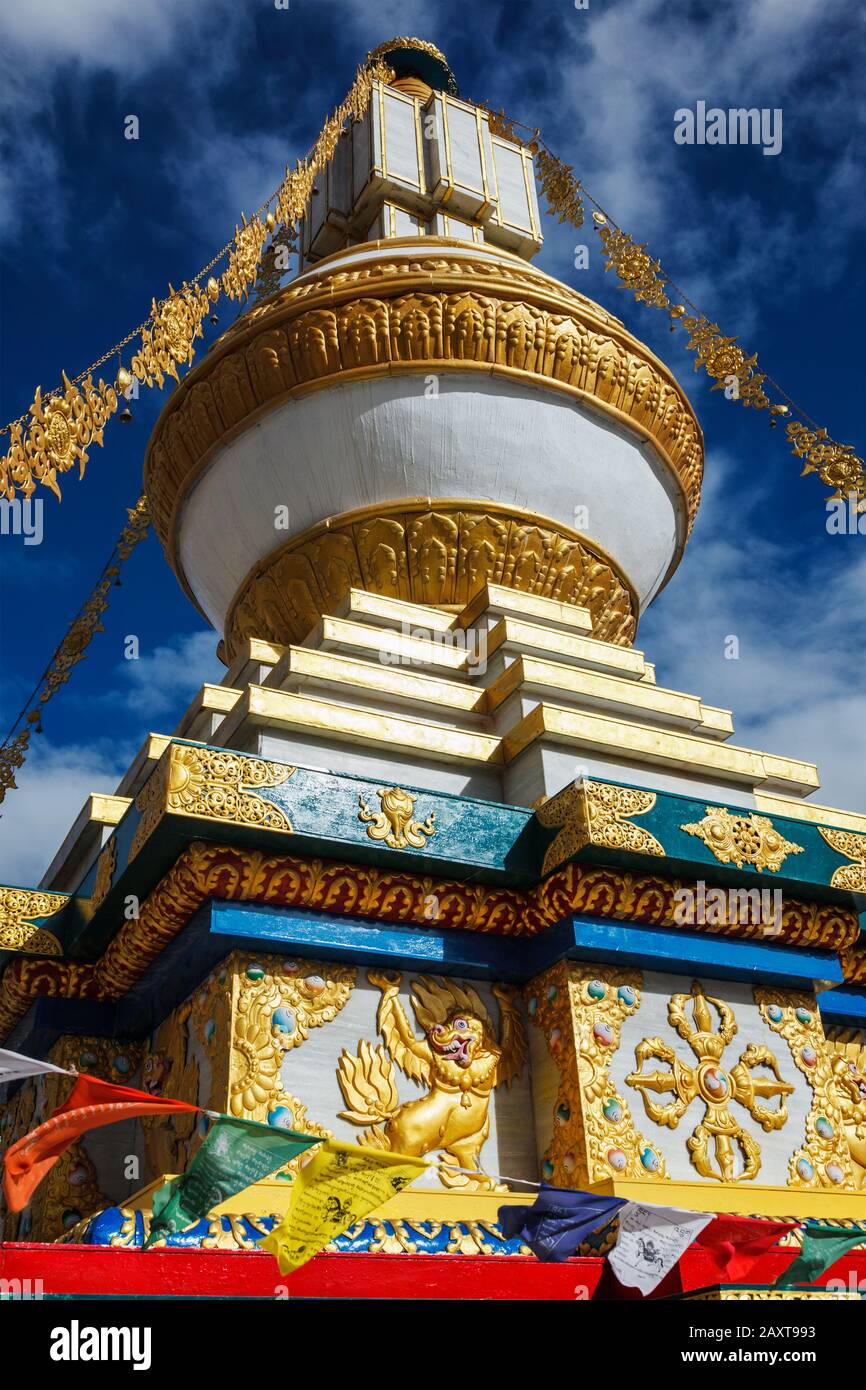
[{"x1": 338, "y1": 970, "x2": 527, "y2": 1191}]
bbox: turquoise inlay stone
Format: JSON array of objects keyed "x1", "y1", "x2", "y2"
[
  {"x1": 272, "y1": 1006, "x2": 296, "y2": 1035},
  {"x1": 204, "y1": 1018, "x2": 216, "y2": 1045},
  {"x1": 68, "y1": 1165, "x2": 89, "y2": 1188},
  {"x1": 796, "y1": 1156, "x2": 814, "y2": 1181},
  {"x1": 825, "y1": 1163, "x2": 844, "y2": 1185},
  {"x1": 607, "y1": 1148, "x2": 627, "y2": 1172},
  {"x1": 767, "y1": 1005, "x2": 784, "y2": 1023},
  {"x1": 528, "y1": 997, "x2": 538, "y2": 1016},
  {"x1": 542, "y1": 1159, "x2": 554, "y2": 1179},
  {"x1": 593, "y1": 1021, "x2": 614, "y2": 1047},
  {"x1": 603, "y1": 1098, "x2": 623, "y2": 1123},
  {"x1": 640, "y1": 1147, "x2": 660, "y2": 1173},
  {"x1": 245, "y1": 964, "x2": 266, "y2": 981},
  {"x1": 547, "y1": 985, "x2": 558, "y2": 1003},
  {"x1": 62, "y1": 1209, "x2": 82, "y2": 1229},
  {"x1": 617, "y1": 985, "x2": 636, "y2": 1008},
  {"x1": 555, "y1": 1103, "x2": 571, "y2": 1125},
  {"x1": 268, "y1": 1106, "x2": 294, "y2": 1129},
  {"x1": 795, "y1": 1008, "x2": 812, "y2": 1026},
  {"x1": 112, "y1": 1054, "x2": 131, "y2": 1075},
  {"x1": 587, "y1": 979, "x2": 606, "y2": 1000},
  {"x1": 815, "y1": 1116, "x2": 834, "y2": 1140},
  {"x1": 800, "y1": 1045, "x2": 817, "y2": 1068},
  {"x1": 79, "y1": 1051, "x2": 98, "y2": 1068}
]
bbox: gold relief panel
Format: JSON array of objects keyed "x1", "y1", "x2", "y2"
[
  {"x1": 824, "y1": 1028, "x2": 866, "y2": 1188},
  {"x1": 337, "y1": 969, "x2": 527, "y2": 1191},
  {"x1": 358, "y1": 786, "x2": 436, "y2": 850},
  {"x1": 757, "y1": 992, "x2": 859, "y2": 1191},
  {"x1": 144, "y1": 245, "x2": 704, "y2": 555},
  {"x1": 141, "y1": 998, "x2": 202, "y2": 1181},
  {"x1": 224, "y1": 500, "x2": 638, "y2": 663},
  {"x1": 525, "y1": 960, "x2": 665, "y2": 1188}
]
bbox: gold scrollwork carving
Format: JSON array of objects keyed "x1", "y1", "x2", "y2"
[
  {"x1": 757, "y1": 990, "x2": 857, "y2": 1191},
  {"x1": 681, "y1": 807, "x2": 804, "y2": 873},
  {"x1": 90, "y1": 837, "x2": 117, "y2": 910},
  {"x1": 526, "y1": 961, "x2": 663, "y2": 1186},
  {"x1": 0, "y1": 885, "x2": 65, "y2": 957},
  {"x1": 537, "y1": 779, "x2": 664, "y2": 875},
  {"x1": 627, "y1": 982, "x2": 793, "y2": 1183},
  {"x1": 230, "y1": 953, "x2": 355, "y2": 1171},
  {"x1": 818, "y1": 826, "x2": 866, "y2": 892},
  {"x1": 824, "y1": 1029, "x2": 866, "y2": 1187},
  {"x1": 358, "y1": 787, "x2": 436, "y2": 850},
  {"x1": 129, "y1": 744, "x2": 296, "y2": 860}
]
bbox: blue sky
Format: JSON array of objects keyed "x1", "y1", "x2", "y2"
[{"x1": 0, "y1": 0, "x2": 864, "y2": 884}]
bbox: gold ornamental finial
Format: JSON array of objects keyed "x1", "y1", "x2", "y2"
[{"x1": 365, "y1": 37, "x2": 457, "y2": 94}]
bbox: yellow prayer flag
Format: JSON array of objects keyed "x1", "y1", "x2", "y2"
[{"x1": 260, "y1": 1140, "x2": 428, "y2": 1274}]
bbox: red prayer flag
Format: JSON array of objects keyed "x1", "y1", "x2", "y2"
[
  {"x1": 1, "y1": 1073, "x2": 200, "y2": 1212},
  {"x1": 696, "y1": 1215, "x2": 794, "y2": 1281}
]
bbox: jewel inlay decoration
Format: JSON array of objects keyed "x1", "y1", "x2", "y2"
[
  {"x1": 626, "y1": 981, "x2": 794, "y2": 1183},
  {"x1": 681, "y1": 807, "x2": 804, "y2": 873}
]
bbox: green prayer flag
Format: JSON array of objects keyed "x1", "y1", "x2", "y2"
[
  {"x1": 145, "y1": 1117, "x2": 320, "y2": 1247},
  {"x1": 774, "y1": 1224, "x2": 865, "y2": 1288}
]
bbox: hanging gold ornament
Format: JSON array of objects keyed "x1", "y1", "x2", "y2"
[
  {"x1": 533, "y1": 148, "x2": 584, "y2": 228},
  {"x1": 596, "y1": 225, "x2": 670, "y2": 309},
  {"x1": 0, "y1": 371, "x2": 119, "y2": 503},
  {"x1": 131, "y1": 282, "x2": 210, "y2": 389}
]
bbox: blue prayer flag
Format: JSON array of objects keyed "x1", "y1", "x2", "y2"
[{"x1": 498, "y1": 1183, "x2": 626, "y2": 1262}]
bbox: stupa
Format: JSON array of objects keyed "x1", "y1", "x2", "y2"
[{"x1": 1, "y1": 37, "x2": 864, "y2": 1301}]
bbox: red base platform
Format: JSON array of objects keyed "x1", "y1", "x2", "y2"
[{"x1": 3, "y1": 1242, "x2": 865, "y2": 1299}]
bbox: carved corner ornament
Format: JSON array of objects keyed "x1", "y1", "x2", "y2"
[
  {"x1": 0, "y1": 885, "x2": 65, "y2": 957},
  {"x1": 358, "y1": 786, "x2": 436, "y2": 850},
  {"x1": 90, "y1": 837, "x2": 117, "y2": 910},
  {"x1": 129, "y1": 744, "x2": 295, "y2": 860},
  {"x1": 817, "y1": 827, "x2": 866, "y2": 892},
  {"x1": 627, "y1": 981, "x2": 793, "y2": 1183},
  {"x1": 681, "y1": 807, "x2": 804, "y2": 874},
  {"x1": 536, "y1": 778, "x2": 664, "y2": 876}
]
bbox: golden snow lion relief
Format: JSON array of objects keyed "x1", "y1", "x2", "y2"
[{"x1": 337, "y1": 970, "x2": 526, "y2": 1190}]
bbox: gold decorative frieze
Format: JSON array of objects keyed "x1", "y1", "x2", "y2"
[
  {"x1": 526, "y1": 961, "x2": 664, "y2": 1187},
  {"x1": 681, "y1": 807, "x2": 804, "y2": 873},
  {"x1": 129, "y1": 744, "x2": 295, "y2": 859},
  {"x1": 537, "y1": 778, "x2": 664, "y2": 875},
  {"x1": 757, "y1": 990, "x2": 857, "y2": 1191},
  {"x1": 818, "y1": 826, "x2": 866, "y2": 892},
  {"x1": 337, "y1": 969, "x2": 525, "y2": 1190},
  {"x1": 144, "y1": 243, "x2": 704, "y2": 556},
  {"x1": 0, "y1": 885, "x2": 65, "y2": 957},
  {"x1": 0, "y1": 844, "x2": 860, "y2": 1043},
  {"x1": 627, "y1": 982, "x2": 794, "y2": 1183},
  {"x1": 358, "y1": 786, "x2": 436, "y2": 850},
  {"x1": 223, "y1": 500, "x2": 638, "y2": 662}
]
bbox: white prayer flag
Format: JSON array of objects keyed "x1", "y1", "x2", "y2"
[
  {"x1": 608, "y1": 1201, "x2": 713, "y2": 1295},
  {"x1": 0, "y1": 1047, "x2": 71, "y2": 1086}
]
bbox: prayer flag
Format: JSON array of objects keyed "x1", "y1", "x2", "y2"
[
  {"x1": 498, "y1": 1183, "x2": 626, "y2": 1262},
  {"x1": 609, "y1": 1201, "x2": 713, "y2": 1294},
  {"x1": 774, "y1": 1224, "x2": 865, "y2": 1289}
]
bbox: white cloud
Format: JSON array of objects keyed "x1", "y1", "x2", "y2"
[
  {"x1": 0, "y1": 739, "x2": 131, "y2": 888},
  {"x1": 105, "y1": 629, "x2": 223, "y2": 719},
  {"x1": 641, "y1": 452, "x2": 866, "y2": 812}
]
